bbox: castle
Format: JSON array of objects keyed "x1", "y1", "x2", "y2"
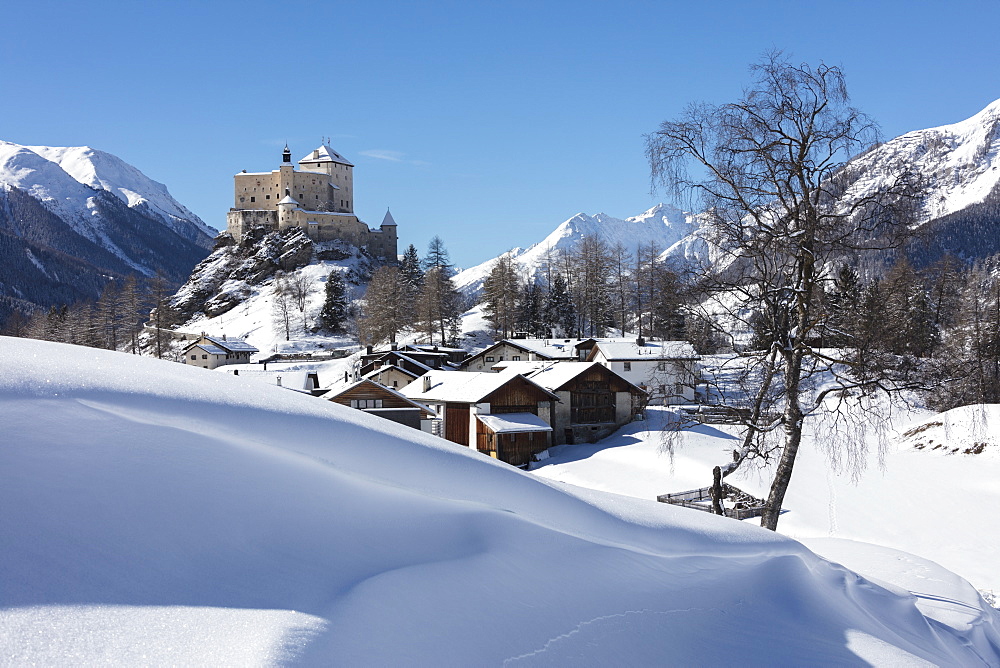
[{"x1": 226, "y1": 144, "x2": 398, "y2": 261}]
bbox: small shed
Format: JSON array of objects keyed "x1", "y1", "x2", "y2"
[{"x1": 475, "y1": 413, "x2": 553, "y2": 466}]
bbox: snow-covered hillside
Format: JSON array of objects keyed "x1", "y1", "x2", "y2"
[
  {"x1": 842, "y1": 98, "x2": 1000, "y2": 225},
  {"x1": 1, "y1": 337, "x2": 998, "y2": 665},
  {"x1": 453, "y1": 203, "x2": 700, "y2": 296}
]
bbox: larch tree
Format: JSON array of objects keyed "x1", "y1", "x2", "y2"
[
  {"x1": 482, "y1": 255, "x2": 520, "y2": 338},
  {"x1": 359, "y1": 266, "x2": 406, "y2": 345},
  {"x1": 646, "y1": 52, "x2": 921, "y2": 530}
]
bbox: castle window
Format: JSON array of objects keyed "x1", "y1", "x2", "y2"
[
  {"x1": 266, "y1": 195, "x2": 270, "y2": 200},
  {"x1": 250, "y1": 197, "x2": 255, "y2": 202}
]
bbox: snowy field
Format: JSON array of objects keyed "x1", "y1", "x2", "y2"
[
  {"x1": 532, "y1": 401, "x2": 1000, "y2": 598},
  {"x1": 1, "y1": 337, "x2": 999, "y2": 665}
]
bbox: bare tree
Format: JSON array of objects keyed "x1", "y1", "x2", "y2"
[
  {"x1": 271, "y1": 272, "x2": 294, "y2": 341},
  {"x1": 646, "y1": 52, "x2": 921, "y2": 530}
]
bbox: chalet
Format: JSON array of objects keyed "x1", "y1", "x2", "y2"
[
  {"x1": 182, "y1": 335, "x2": 259, "y2": 370},
  {"x1": 584, "y1": 339, "x2": 699, "y2": 404},
  {"x1": 400, "y1": 370, "x2": 559, "y2": 467},
  {"x1": 462, "y1": 338, "x2": 586, "y2": 372},
  {"x1": 360, "y1": 364, "x2": 421, "y2": 390},
  {"x1": 521, "y1": 361, "x2": 648, "y2": 446},
  {"x1": 324, "y1": 379, "x2": 436, "y2": 431}
]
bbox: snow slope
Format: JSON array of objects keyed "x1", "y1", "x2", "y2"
[
  {"x1": 453, "y1": 203, "x2": 700, "y2": 296},
  {"x1": 1, "y1": 337, "x2": 998, "y2": 665},
  {"x1": 842, "y1": 98, "x2": 1000, "y2": 225},
  {"x1": 533, "y1": 399, "x2": 1000, "y2": 599}
]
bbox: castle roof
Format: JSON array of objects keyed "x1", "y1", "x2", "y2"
[
  {"x1": 278, "y1": 195, "x2": 298, "y2": 206},
  {"x1": 381, "y1": 209, "x2": 397, "y2": 226},
  {"x1": 299, "y1": 145, "x2": 354, "y2": 167}
]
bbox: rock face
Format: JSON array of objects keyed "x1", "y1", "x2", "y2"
[{"x1": 169, "y1": 228, "x2": 316, "y2": 323}]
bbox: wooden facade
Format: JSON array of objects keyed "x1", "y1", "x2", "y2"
[{"x1": 326, "y1": 379, "x2": 434, "y2": 430}]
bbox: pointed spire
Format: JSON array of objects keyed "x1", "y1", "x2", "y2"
[
  {"x1": 381, "y1": 208, "x2": 397, "y2": 226},
  {"x1": 282, "y1": 144, "x2": 291, "y2": 163}
]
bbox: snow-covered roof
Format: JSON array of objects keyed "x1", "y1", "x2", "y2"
[
  {"x1": 204, "y1": 336, "x2": 259, "y2": 353},
  {"x1": 362, "y1": 365, "x2": 419, "y2": 381},
  {"x1": 193, "y1": 344, "x2": 227, "y2": 356},
  {"x1": 299, "y1": 145, "x2": 354, "y2": 167},
  {"x1": 381, "y1": 209, "x2": 397, "y2": 226},
  {"x1": 476, "y1": 412, "x2": 552, "y2": 434},
  {"x1": 220, "y1": 368, "x2": 315, "y2": 392},
  {"x1": 525, "y1": 361, "x2": 647, "y2": 394},
  {"x1": 591, "y1": 340, "x2": 698, "y2": 361},
  {"x1": 400, "y1": 370, "x2": 558, "y2": 403},
  {"x1": 278, "y1": 195, "x2": 298, "y2": 206},
  {"x1": 471, "y1": 339, "x2": 586, "y2": 363}
]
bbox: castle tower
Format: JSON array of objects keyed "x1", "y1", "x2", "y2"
[{"x1": 299, "y1": 145, "x2": 354, "y2": 214}]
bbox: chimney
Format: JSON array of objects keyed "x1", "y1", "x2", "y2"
[
  {"x1": 276, "y1": 376, "x2": 282, "y2": 387},
  {"x1": 423, "y1": 375, "x2": 432, "y2": 393},
  {"x1": 391, "y1": 342, "x2": 398, "y2": 351},
  {"x1": 636, "y1": 336, "x2": 645, "y2": 347},
  {"x1": 366, "y1": 346, "x2": 373, "y2": 355},
  {"x1": 222, "y1": 333, "x2": 227, "y2": 341}
]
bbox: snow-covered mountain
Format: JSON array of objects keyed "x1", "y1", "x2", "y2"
[
  {"x1": 825, "y1": 97, "x2": 1000, "y2": 266},
  {"x1": 0, "y1": 140, "x2": 216, "y2": 322},
  {"x1": 453, "y1": 203, "x2": 701, "y2": 297}
]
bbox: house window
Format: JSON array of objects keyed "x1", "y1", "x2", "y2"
[
  {"x1": 350, "y1": 399, "x2": 384, "y2": 409},
  {"x1": 485, "y1": 356, "x2": 494, "y2": 362},
  {"x1": 657, "y1": 361, "x2": 667, "y2": 371},
  {"x1": 512, "y1": 356, "x2": 521, "y2": 361},
  {"x1": 659, "y1": 385, "x2": 666, "y2": 394},
  {"x1": 623, "y1": 361, "x2": 631, "y2": 372},
  {"x1": 190, "y1": 355, "x2": 196, "y2": 360},
  {"x1": 202, "y1": 354, "x2": 208, "y2": 359}
]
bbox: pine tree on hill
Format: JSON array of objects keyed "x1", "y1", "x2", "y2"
[{"x1": 319, "y1": 270, "x2": 348, "y2": 333}]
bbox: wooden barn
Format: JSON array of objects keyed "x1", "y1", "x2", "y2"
[
  {"x1": 400, "y1": 370, "x2": 559, "y2": 466},
  {"x1": 522, "y1": 361, "x2": 648, "y2": 446},
  {"x1": 325, "y1": 378, "x2": 436, "y2": 431}
]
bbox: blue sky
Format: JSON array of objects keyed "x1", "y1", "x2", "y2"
[{"x1": 3, "y1": 0, "x2": 999, "y2": 268}]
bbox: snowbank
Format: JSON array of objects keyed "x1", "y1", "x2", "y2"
[{"x1": 1, "y1": 337, "x2": 997, "y2": 664}]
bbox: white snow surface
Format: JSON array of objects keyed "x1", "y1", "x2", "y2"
[
  {"x1": 0, "y1": 139, "x2": 215, "y2": 244},
  {"x1": 2, "y1": 337, "x2": 999, "y2": 665}
]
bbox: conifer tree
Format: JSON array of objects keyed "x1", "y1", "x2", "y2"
[
  {"x1": 544, "y1": 272, "x2": 576, "y2": 337},
  {"x1": 482, "y1": 256, "x2": 520, "y2": 338},
  {"x1": 415, "y1": 266, "x2": 463, "y2": 345},
  {"x1": 516, "y1": 281, "x2": 546, "y2": 338},
  {"x1": 319, "y1": 270, "x2": 348, "y2": 333}
]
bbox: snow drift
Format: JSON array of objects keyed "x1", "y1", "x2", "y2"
[{"x1": 1, "y1": 337, "x2": 998, "y2": 664}]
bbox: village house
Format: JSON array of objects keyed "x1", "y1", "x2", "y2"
[
  {"x1": 359, "y1": 364, "x2": 421, "y2": 391},
  {"x1": 226, "y1": 144, "x2": 397, "y2": 261},
  {"x1": 503, "y1": 361, "x2": 649, "y2": 446},
  {"x1": 583, "y1": 338, "x2": 699, "y2": 404},
  {"x1": 182, "y1": 335, "x2": 259, "y2": 370},
  {"x1": 400, "y1": 370, "x2": 559, "y2": 467},
  {"x1": 324, "y1": 379, "x2": 436, "y2": 431},
  {"x1": 462, "y1": 338, "x2": 587, "y2": 372}
]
